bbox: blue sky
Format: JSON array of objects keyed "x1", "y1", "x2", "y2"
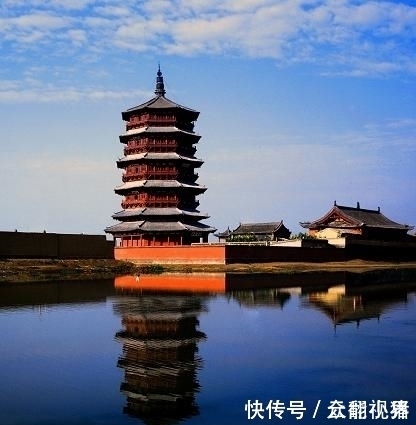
[{"x1": 0, "y1": 0, "x2": 415, "y2": 237}]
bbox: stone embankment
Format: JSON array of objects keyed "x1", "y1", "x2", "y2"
[
  {"x1": 1, "y1": 258, "x2": 416, "y2": 284},
  {"x1": 0, "y1": 259, "x2": 136, "y2": 283}
]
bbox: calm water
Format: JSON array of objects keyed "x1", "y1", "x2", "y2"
[{"x1": 0, "y1": 274, "x2": 415, "y2": 425}]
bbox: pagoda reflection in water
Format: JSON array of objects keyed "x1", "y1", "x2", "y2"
[
  {"x1": 112, "y1": 272, "x2": 415, "y2": 423},
  {"x1": 113, "y1": 292, "x2": 207, "y2": 424}
]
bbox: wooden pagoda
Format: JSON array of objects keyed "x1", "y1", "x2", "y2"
[{"x1": 106, "y1": 68, "x2": 216, "y2": 247}]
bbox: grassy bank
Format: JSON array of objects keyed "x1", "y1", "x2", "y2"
[
  {"x1": 1, "y1": 258, "x2": 416, "y2": 283},
  {"x1": 0, "y1": 259, "x2": 137, "y2": 283}
]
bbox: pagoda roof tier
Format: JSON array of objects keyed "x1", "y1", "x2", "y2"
[
  {"x1": 114, "y1": 180, "x2": 206, "y2": 194},
  {"x1": 119, "y1": 126, "x2": 200, "y2": 141},
  {"x1": 300, "y1": 202, "x2": 413, "y2": 231},
  {"x1": 115, "y1": 334, "x2": 203, "y2": 349},
  {"x1": 112, "y1": 207, "x2": 209, "y2": 220},
  {"x1": 105, "y1": 220, "x2": 216, "y2": 234},
  {"x1": 122, "y1": 96, "x2": 199, "y2": 122},
  {"x1": 117, "y1": 152, "x2": 203, "y2": 167}
]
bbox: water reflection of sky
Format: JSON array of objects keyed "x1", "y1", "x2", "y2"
[{"x1": 0, "y1": 276, "x2": 415, "y2": 424}]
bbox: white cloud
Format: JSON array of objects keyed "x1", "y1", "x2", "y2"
[
  {"x1": 0, "y1": 81, "x2": 148, "y2": 103},
  {"x1": 93, "y1": 5, "x2": 131, "y2": 17},
  {"x1": 67, "y1": 28, "x2": 87, "y2": 46},
  {"x1": 2, "y1": 0, "x2": 92, "y2": 10},
  {"x1": 0, "y1": 0, "x2": 416, "y2": 75},
  {"x1": 108, "y1": 0, "x2": 416, "y2": 74},
  {"x1": 0, "y1": 0, "x2": 415, "y2": 104}
]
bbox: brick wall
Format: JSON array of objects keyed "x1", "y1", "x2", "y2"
[
  {"x1": 114, "y1": 244, "x2": 226, "y2": 264},
  {"x1": 0, "y1": 231, "x2": 113, "y2": 259},
  {"x1": 225, "y1": 245, "x2": 347, "y2": 263}
]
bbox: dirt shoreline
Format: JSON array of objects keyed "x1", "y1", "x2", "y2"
[{"x1": 1, "y1": 258, "x2": 416, "y2": 283}]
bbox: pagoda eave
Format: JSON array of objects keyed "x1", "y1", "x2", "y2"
[
  {"x1": 112, "y1": 207, "x2": 209, "y2": 220},
  {"x1": 105, "y1": 220, "x2": 216, "y2": 235},
  {"x1": 119, "y1": 126, "x2": 201, "y2": 141},
  {"x1": 114, "y1": 180, "x2": 207, "y2": 195},
  {"x1": 121, "y1": 96, "x2": 199, "y2": 122},
  {"x1": 117, "y1": 153, "x2": 203, "y2": 168}
]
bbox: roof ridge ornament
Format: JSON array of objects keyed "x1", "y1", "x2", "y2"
[{"x1": 154, "y1": 64, "x2": 166, "y2": 96}]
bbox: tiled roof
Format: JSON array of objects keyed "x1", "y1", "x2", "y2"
[
  {"x1": 139, "y1": 221, "x2": 215, "y2": 232},
  {"x1": 337, "y1": 205, "x2": 411, "y2": 229},
  {"x1": 119, "y1": 126, "x2": 200, "y2": 139},
  {"x1": 112, "y1": 207, "x2": 209, "y2": 220},
  {"x1": 121, "y1": 96, "x2": 200, "y2": 123},
  {"x1": 105, "y1": 220, "x2": 216, "y2": 234},
  {"x1": 105, "y1": 221, "x2": 144, "y2": 233},
  {"x1": 301, "y1": 204, "x2": 412, "y2": 230},
  {"x1": 116, "y1": 152, "x2": 203, "y2": 166},
  {"x1": 214, "y1": 227, "x2": 232, "y2": 238},
  {"x1": 114, "y1": 180, "x2": 206, "y2": 193},
  {"x1": 232, "y1": 221, "x2": 284, "y2": 234},
  {"x1": 123, "y1": 96, "x2": 199, "y2": 113}
]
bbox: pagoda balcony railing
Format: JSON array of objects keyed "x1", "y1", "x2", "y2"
[
  {"x1": 124, "y1": 146, "x2": 177, "y2": 155},
  {"x1": 127, "y1": 138, "x2": 177, "y2": 148},
  {"x1": 122, "y1": 171, "x2": 179, "y2": 182},
  {"x1": 125, "y1": 194, "x2": 179, "y2": 202},
  {"x1": 124, "y1": 139, "x2": 178, "y2": 155},
  {"x1": 126, "y1": 114, "x2": 176, "y2": 130},
  {"x1": 121, "y1": 199, "x2": 179, "y2": 209}
]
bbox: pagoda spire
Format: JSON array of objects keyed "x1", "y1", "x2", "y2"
[{"x1": 154, "y1": 65, "x2": 166, "y2": 96}]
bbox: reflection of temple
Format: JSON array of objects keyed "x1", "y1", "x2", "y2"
[
  {"x1": 231, "y1": 289, "x2": 291, "y2": 309},
  {"x1": 113, "y1": 294, "x2": 207, "y2": 424},
  {"x1": 302, "y1": 285, "x2": 410, "y2": 327}
]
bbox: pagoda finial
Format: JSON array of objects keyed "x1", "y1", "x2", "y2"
[{"x1": 154, "y1": 64, "x2": 166, "y2": 96}]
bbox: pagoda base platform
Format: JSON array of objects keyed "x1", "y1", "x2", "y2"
[
  {"x1": 114, "y1": 244, "x2": 226, "y2": 264},
  {"x1": 113, "y1": 240, "x2": 416, "y2": 265}
]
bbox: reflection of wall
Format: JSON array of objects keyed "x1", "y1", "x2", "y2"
[
  {"x1": 0, "y1": 279, "x2": 115, "y2": 308},
  {"x1": 113, "y1": 295, "x2": 207, "y2": 424},
  {"x1": 115, "y1": 273, "x2": 226, "y2": 293}
]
